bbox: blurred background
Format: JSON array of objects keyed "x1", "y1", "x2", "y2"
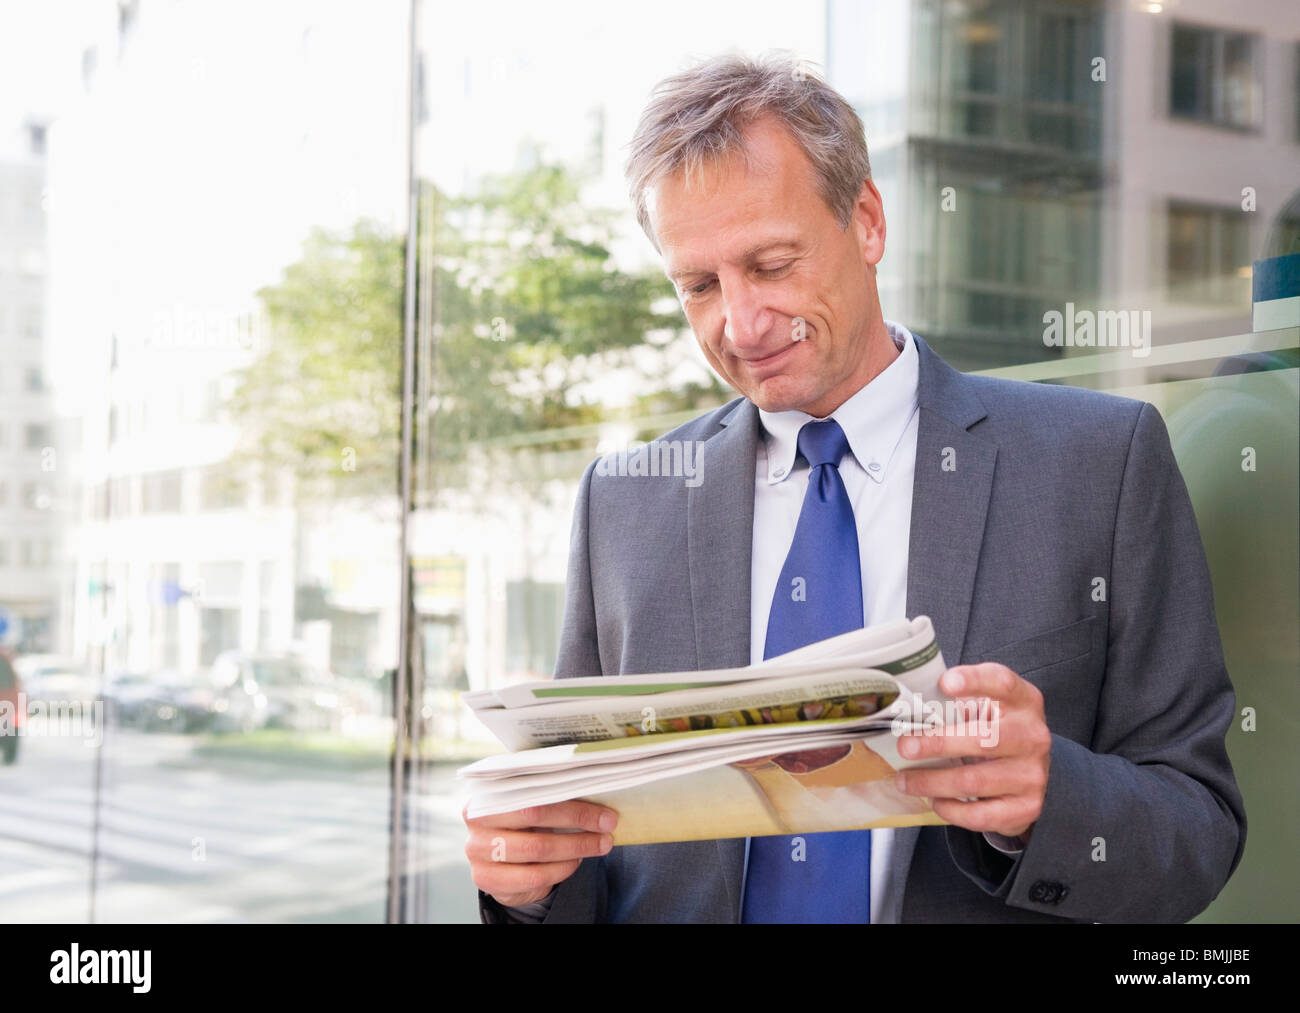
[{"x1": 0, "y1": 0, "x2": 1295, "y2": 924}]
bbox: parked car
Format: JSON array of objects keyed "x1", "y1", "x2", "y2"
[
  {"x1": 12, "y1": 655, "x2": 97, "y2": 703},
  {"x1": 208, "y1": 652, "x2": 341, "y2": 733},
  {"x1": 103, "y1": 669, "x2": 230, "y2": 734},
  {"x1": 101, "y1": 670, "x2": 159, "y2": 729},
  {"x1": 0, "y1": 648, "x2": 21, "y2": 764}
]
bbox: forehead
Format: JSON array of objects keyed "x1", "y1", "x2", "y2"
[{"x1": 647, "y1": 117, "x2": 828, "y2": 271}]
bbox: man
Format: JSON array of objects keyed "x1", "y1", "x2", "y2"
[{"x1": 464, "y1": 53, "x2": 1245, "y2": 923}]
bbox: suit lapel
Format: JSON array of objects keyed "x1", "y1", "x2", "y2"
[
  {"x1": 687, "y1": 397, "x2": 758, "y2": 672},
  {"x1": 686, "y1": 397, "x2": 758, "y2": 920},
  {"x1": 891, "y1": 334, "x2": 998, "y2": 916},
  {"x1": 905, "y1": 335, "x2": 997, "y2": 669}
]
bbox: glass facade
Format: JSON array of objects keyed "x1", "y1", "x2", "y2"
[
  {"x1": 1, "y1": 0, "x2": 408, "y2": 922},
  {"x1": 0, "y1": 0, "x2": 1295, "y2": 924}
]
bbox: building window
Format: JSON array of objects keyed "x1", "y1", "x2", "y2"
[
  {"x1": 21, "y1": 483, "x2": 50, "y2": 511},
  {"x1": 81, "y1": 46, "x2": 98, "y2": 93},
  {"x1": 505, "y1": 579, "x2": 565, "y2": 680},
  {"x1": 1273, "y1": 209, "x2": 1300, "y2": 259},
  {"x1": 19, "y1": 307, "x2": 40, "y2": 340},
  {"x1": 19, "y1": 249, "x2": 43, "y2": 277},
  {"x1": 90, "y1": 482, "x2": 109, "y2": 519},
  {"x1": 24, "y1": 423, "x2": 49, "y2": 450},
  {"x1": 329, "y1": 608, "x2": 378, "y2": 681},
  {"x1": 141, "y1": 469, "x2": 183, "y2": 514},
  {"x1": 200, "y1": 607, "x2": 241, "y2": 666},
  {"x1": 1170, "y1": 23, "x2": 1260, "y2": 130},
  {"x1": 150, "y1": 561, "x2": 181, "y2": 669},
  {"x1": 18, "y1": 540, "x2": 48, "y2": 567},
  {"x1": 110, "y1": 476, "x2": 132, "y2": 516},
  {"x1": 1167, "y1": 201, "x2": 1251, "y2": 305},
  {"x1": 25, "y1": 366, "x2": 44, "y2": 392},
  {"x1": 26, "y1": 122, "x2": 45, "y2": 157}
]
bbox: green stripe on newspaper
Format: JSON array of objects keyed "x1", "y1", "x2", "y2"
[
  {"x1": 571, "y1": 715, "x2": 872, "y2": 753},
  {"x1": 531, "y1": 680, "x2": 738, "y2": 698},
  {"x1": 872, "y1": 640, "x2": 939, "y2": 675}
]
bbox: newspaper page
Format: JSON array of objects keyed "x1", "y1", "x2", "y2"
[{"x1": 460, "y1": 616, "x2": 965, "y2": 843}]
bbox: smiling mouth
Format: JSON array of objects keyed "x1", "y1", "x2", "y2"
[{"x1": 739, "y1": 342, "x2": 801, "y2": 373}]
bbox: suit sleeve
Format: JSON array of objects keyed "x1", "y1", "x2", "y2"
[
  {"x1": 945, "y1": 401, "x2": 1247, "y2": 922},
  {"x1": 478, "y1": 458, "x2": 609, "y2": 924},
  {"x1": 552, "y1": 458, "x2": 604, "y2": 682}
]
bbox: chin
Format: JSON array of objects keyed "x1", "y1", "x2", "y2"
[{"x1": 745, "y1": 378, "x2": 817, "y2": 415}]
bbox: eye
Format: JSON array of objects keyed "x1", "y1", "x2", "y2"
[
  {"x1": 682, "y1": 278, "x2": 715, "y2": 297},
  {"x1": 756, "y1": 261, "x2": 793, "y2": 278}
]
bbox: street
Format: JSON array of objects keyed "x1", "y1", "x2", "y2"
[{"x1": 0, "y1": 730, "x2": 480, "y2": 923}]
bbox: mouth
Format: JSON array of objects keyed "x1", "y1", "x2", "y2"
[{"x1": 737, "y1": 342, "x2": 801, "y2": 378}]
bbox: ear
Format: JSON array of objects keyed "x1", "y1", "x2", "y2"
[{"x1": 851, "y1": 178, "x2": 886, "y2": 269}]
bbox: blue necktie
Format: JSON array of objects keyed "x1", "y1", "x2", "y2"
[{"x1": 742, "y1": 419, "x2": 871, "y2": 923}]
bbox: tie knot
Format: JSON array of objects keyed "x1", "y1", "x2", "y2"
[{"x1": 797, "y1": 418, "x2": 851, "y2": 470}]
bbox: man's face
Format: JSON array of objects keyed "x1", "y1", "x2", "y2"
[{"x1": 646, "y1": 115, "x2": 888, "y2": 418}]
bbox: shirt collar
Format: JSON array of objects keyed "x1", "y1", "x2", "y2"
[{"x1": 758, "y1": 319, "x2": 920, "y2": 486}]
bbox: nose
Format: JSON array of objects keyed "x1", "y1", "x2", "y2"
[{"x1": 719, "y1": 275, "x2": 772, "y2": 351}]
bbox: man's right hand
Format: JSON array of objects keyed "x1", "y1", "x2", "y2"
[{"x1": 464, "y1": 800, "x2": 618, "y2": 908}]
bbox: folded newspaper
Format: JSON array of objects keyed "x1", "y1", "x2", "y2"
[{"x1": 459, "y1": 616, "x2": 961, "y2": 845}]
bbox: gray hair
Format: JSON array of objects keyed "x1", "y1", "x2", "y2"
[{"x1": 625, "y1": 51, "x2": 872, "y2": 250}]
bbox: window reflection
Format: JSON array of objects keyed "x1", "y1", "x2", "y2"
[
  {"x1": 1, "y1": 0, "x2": 407, "y2": 923},
  {"x1": 404, "y1": 0, "x2": 1298, "y2": 925},
  {"x1": 0, "y1": 0, "x2": 1293, "y2": 927}
]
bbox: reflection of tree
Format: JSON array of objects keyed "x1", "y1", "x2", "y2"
[
  {"x1": 227, "y1": 220, "x2": 404, "y2": 502},
  {"x1": 419, "y1": 162, "x2": 720, "y2": 498},
  {"x1": 227, "y1": 162, "x2": 725, "y2": 505}
]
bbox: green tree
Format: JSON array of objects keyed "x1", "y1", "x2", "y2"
[
  {"x1": 228, "y1": 161, "x2": 722, "y2": 503},
  {"x1": 420, "y1": 164, "x2": 707, "y2": 471},
  {"x1": 227, "y1": 219, "x2": 404, "y2": 501}
]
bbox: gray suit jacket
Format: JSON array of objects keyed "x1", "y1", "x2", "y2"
[{"x1": 480, "y1": 334, "x2": 1246, "y2": 923}]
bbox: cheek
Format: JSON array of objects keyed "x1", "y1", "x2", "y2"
[
  {"x1": 696, "y1": 338, "x2": 730, "y2": 379},
  {"x1": 687, "y1": 311, "x2": 725, "y2": 359},
  {"x1": 808, "y1": 300, "x2": 848, "y2": 352}
]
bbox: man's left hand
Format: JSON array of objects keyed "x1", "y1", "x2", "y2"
[{"x1": 893, "y1": 663, "x2": 1051, "y2": 842}]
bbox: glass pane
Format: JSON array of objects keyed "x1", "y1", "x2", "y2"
[
  {"x1": 1171, "y1": 24, "x2": 1210, "y2": 119},
  {"x1": 1, "y1": 0, "x2": 407, "y2": 923},
  {"x1": 1221, "y1": 33, "x2": 1257, "y2": 128},
  {"x1": 405, "y1": 0, "x2": 828, "y2": 922},
  {"x1": 414, "y1": 0, "x2": 1294, "y2": 925},
  {"x1": 3, "y1": 0, "x2": 1292, "y2": 929}
]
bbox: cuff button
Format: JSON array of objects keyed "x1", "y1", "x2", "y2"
[{"x1": 1028, "y1": 880, "x2": 1069, "y2": 904}]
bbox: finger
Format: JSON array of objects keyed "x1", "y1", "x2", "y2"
[
  {"x1": 896, "y1": 725, "x2": 1011, "y2": 761},
  {"x1": 466, "y1": 800, "x2": 618, "y2": 833},
  {"x1": 473, "y1": 858, "x2": 582, "y2": 903},
  {"x1": 896, "y1": 701, "x2": 1051, "y2": 760},
  {"x1": 929, "y1": 795, "x2": 1040, "y2": 837},
  {"x1": 941, "y1": 663, "x2": 1043, "y2": 709},
  {"x1": 896, "y1": 756, "x2": 1038, "y2": 801},
  {"x1": 466, "y1": 827, "x2": 613, "y2": 865}
]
